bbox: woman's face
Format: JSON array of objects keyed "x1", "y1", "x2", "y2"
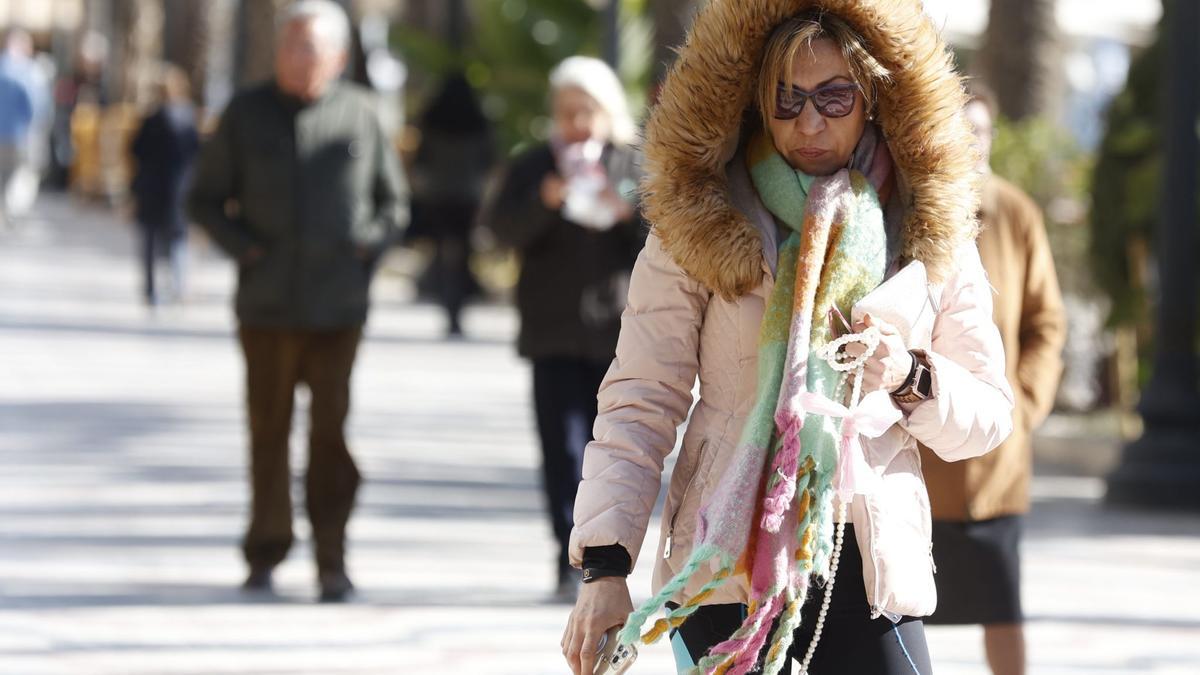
[
  {"x1": 767, "y1": 38, "x2": 867, "y2": 176},
  {"x1": 552, "y1": 86, "x2": 610, "y2": 145}
]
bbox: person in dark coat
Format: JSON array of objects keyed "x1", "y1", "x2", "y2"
[
  {"x1": 481, "y1": 56, "x2": 644, "y2": 602},
  {"x1": 186, "y1": 0, "x2": 408, "y2": 602},
  {"x1": 409, "y1": 72, "x2": 494, "y2": 336},
  {"x1": 130, "y1": 65, "x2": 198, "y2": 305}
]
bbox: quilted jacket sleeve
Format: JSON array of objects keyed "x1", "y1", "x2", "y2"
[
  {"x1": 568, "y1": 234, "x2": 710, "y2": 568},
  {"x1": 899, "y1": 243, "x2": 1015, "y2": 462}
]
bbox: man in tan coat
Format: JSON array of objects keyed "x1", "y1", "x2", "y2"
[{"x1": 921, "y1": 83, "x2": 1066, "y2": 675}]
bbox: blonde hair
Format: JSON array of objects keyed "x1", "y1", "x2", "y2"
[{"x1": 756, "y1": 11, "x2": 890, "y2": 132}]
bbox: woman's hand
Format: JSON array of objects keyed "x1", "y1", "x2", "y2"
[
  {"x1": 842, "y1": 313, "x2": 913, "y2": 394},
  {"x1": 562, "y1": 576, "x2": 633, "y2": 675},
  {"x1": 541, "y1": 173, "x2": 567, "y2": 211}
]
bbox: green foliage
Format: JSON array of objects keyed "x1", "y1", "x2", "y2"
[
  {"x1": 990, "y1": 115, "x2": 1096, "y2": 297},
  {"x1": 991, "y1": 118, "x2": 1088, "y2": 211},
  {"x1": 393, "y1": 0, "x2": 652, "y2": 156},
  {"x1": 1089, "y1": 21, "x2": 1164, "y2": 329}
]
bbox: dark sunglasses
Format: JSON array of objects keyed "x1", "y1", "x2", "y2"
[{"x1": 774, "y1": 82, "x2": 860, "y2": 120}]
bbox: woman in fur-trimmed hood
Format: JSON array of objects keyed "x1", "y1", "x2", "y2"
[{"x1": 562, "y1": 1, "x2": 1014, "y2": 674}]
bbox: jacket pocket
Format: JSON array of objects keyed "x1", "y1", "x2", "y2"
[
  {"x1": 854, "y1": 448, "x2": 938, "y2": 620},
  {"x1": 236, "y1": 247, "x2": 288, "y2": 316},
  {"x1": 663, "y1": 439, "x2": 708, "y2": 560}
]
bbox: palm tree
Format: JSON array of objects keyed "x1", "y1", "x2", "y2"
[
  {"x1": 111, "y1": 0, "x2": 164, "y2": 107},
  {"x1": 237, "y1": 0, "x2": 291, "y2": 86},
  {"x1": 650, "y1": 0, "x2": 696, "y2": 84},
  {"x1": 163, "y1": 0, "x2": 219, "y2": 106},
  {"x1": 977, "y1": 0, "x2": 1060, "y2": 121}
]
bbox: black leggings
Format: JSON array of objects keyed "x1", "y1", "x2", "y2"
[
  {"x1": 531, "y1": 357, "x2": 610, "y2": 576},
  {"x1": 669, "y1": 526, "x2": 933, "y2": 674}
]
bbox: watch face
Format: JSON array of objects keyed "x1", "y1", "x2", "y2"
[{"x1": 915, "y1": 365, "x2": 932, "y2": 397}]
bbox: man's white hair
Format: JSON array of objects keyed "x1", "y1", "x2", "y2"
[{"x1": 277, "y1": 0, "x2": 351, "y2": 52}]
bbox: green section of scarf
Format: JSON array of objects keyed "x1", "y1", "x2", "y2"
[
  {"x1": 744, "y1": 127, "x2": 889, "y2": 571},
  {"x1": 744, "y1": 128, "x2": 888, "y2": 354},
  {"x1": 746, "y1": 132, "x2": 816, "y2": 232}
]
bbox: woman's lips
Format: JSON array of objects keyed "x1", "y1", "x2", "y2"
[{"x1": 796, "y1": 147, "x2": 828, "y2": 158}]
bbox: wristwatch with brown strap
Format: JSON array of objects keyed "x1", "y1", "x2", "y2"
[{"x1": 890, "y1": 349, "x2": 933, "y2": 403}]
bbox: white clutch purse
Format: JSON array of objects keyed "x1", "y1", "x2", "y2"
[{"x1": 851, "y1": 260, "x2": 936, "y2": 349}]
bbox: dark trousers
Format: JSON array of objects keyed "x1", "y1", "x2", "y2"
[
  {"x1": 531, "y1": 357, "x2": 610, "y2": 576},
  {"x1": 140, "y1": 224, "x2": 187, "y2": 304},
  {"x1": 670, "y1": 526, "x2": 933, "y2": 674},
  {"x1": 238, "y1": 325, "x2": 363, "y2": 574},
  {"x1": 431, "y1": 203, "x2": 477, "y2": 333}
]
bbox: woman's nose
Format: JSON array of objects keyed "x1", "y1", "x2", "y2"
[{"x1": 796, "y1": 102, "x2": 826, "y2": 135}]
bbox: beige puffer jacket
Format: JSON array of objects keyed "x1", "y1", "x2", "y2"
[{"x1": 569, "y1": 0, "x2": 1015, "y2": 619}]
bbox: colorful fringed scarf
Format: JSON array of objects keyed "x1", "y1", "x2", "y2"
[{"x1": 619, "y1": 127, "x2": 895, "y2": 675}]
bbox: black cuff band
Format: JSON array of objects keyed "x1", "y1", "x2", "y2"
[
  {"x1": 582, "y1": 567, "x2": 627, "y2": 583},
  {"x1": 582, "y1": 544, "x2": 632, "y2": 583}
]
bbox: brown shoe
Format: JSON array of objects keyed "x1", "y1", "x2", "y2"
[
  {"x1": 241, "y1": 566, "x2": 275, "y2": 594},
  {"x1": 318, "y1": 569, "x2": 355, "y2": 603}
]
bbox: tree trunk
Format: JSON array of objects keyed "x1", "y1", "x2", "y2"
[
  {"x1": 399, "y1": 0, "x2": 465, "y2": 45},
  {"x1": 401, "y1": 0, "x2": 444, "y2": 40},
  {"x1": 977, "y1": 0, "x2": 1060, "y2": 121},
  {"x1": 198, "y1": 0, "x2": 241, "y2": 111},
  {"x1": 163, "y1": 0, "x2": 216, "y2": 106},
  {"x1": 651, "y1": 0, "x2": 696, "y2": 84},
  {"x1": 236, "y1": 0, "x2": 290, "y2": 87},
  {"x1": 111, "y1": 0, "x2": 163, "y2": 108}
]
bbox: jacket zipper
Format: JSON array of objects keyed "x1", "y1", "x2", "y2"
[
  {"x1": 857, "y1": 500, "x2": 897, "y2": 622},
  {"x1": 664, "y1": 440, "x2": 707, "y2": 560}
]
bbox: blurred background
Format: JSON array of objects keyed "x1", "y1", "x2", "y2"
[{"x1": 0, "y1": 1, "x2": 1196, "y2": 674}]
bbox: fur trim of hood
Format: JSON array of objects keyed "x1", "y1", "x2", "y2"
[{"x1": 641, "y1": 0, "x2": 980, "y2": 299}]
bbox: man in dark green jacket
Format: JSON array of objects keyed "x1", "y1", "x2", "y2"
[{"x1": 187, "y1": 0, "x2": 407, "y2": 602}]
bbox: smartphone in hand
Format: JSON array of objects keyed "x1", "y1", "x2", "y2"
[{"x1": 594, "y1": 625, "x2": 638, "y2": 675}]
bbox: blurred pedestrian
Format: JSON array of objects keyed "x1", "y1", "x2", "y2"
[
  {"x1": 47, "y1": 31, "x2": 108, "y2": 189},
  {"x1": 481, "y1": 56, "x2": 644, "y2": 602},
  {"x1": 0, "y1": 29, "x2": 50, "y2": 216},
  {"x1": 0, "y1": 30, "x2": 35, "y2": 230},
  {"x1": 130, "y1": 65, "x2": 199, "y2": 306},
  {"x1": 920, "y1": 81, "x2": 1066, "y2": 675},
  {"x1": 186, "y1": 0, "x2": 408, "y2": 602},
  {"x1": 409, "y1": 72, "x2": 494, "y2": 337}
]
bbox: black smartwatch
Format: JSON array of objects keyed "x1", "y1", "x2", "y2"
[{"x1": 891, "y1": 350, "x2": 932, "y2": 403}]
